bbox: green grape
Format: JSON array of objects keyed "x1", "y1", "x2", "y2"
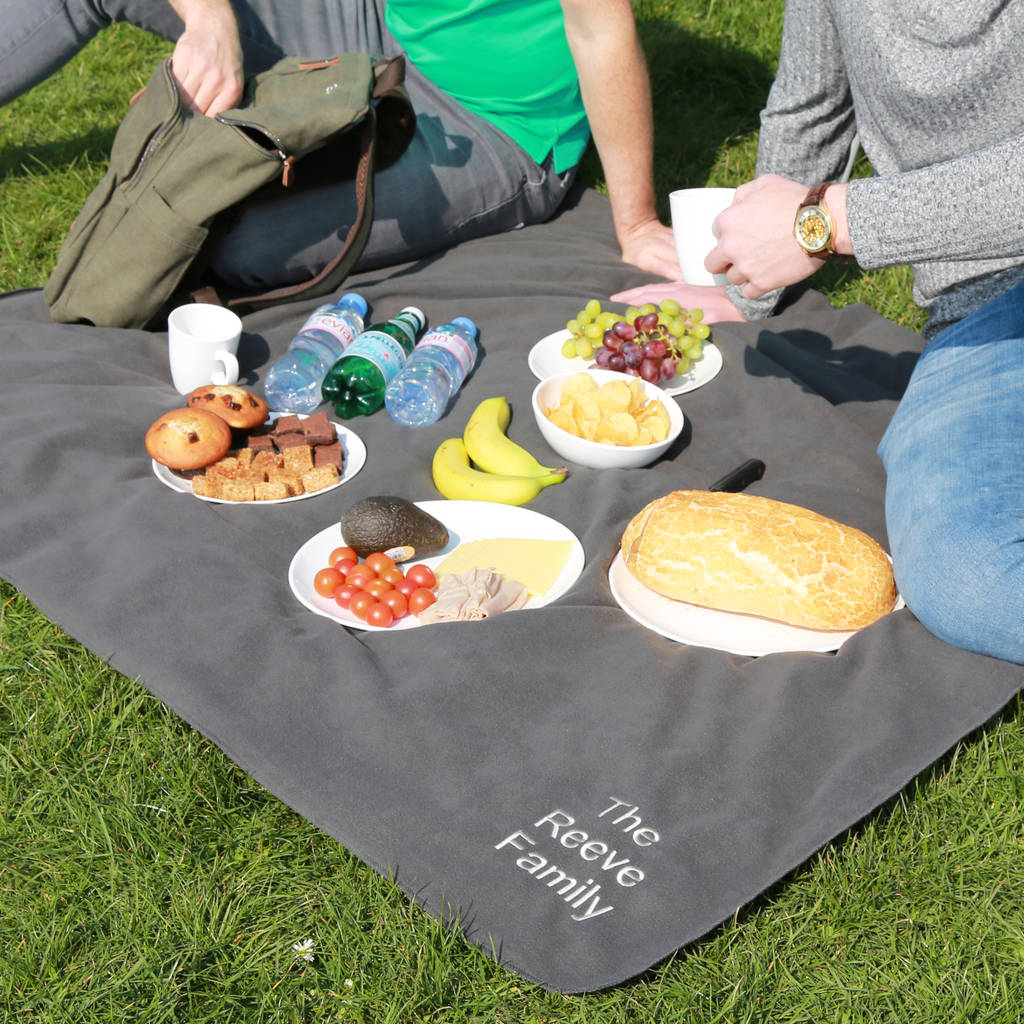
[
  {"x1": 637, "y1": 303, "x2": 657, "y2": 317},
  {"x1": 577, "y1": 309, "x2": 592, "y2": 326},
  {"x1": 583, "y1": 322, "x2": 604, "y2": 341},
  {"x1": 675, "y1": 356, "x2": 691, "y2": 375},
  {"x1": 668, "y1": 317, "x2": 688, "y2": 337},
  {"x1": 625, "y1": 305, "x2": 642, "y2": 322},
  {"x1": 596, "y1": 311, "x2": 620, "y2": 329},
  {"x1": 689, "y1": 308, "x2": 704, "y2": 323},
  {"x1": 575, "y1": 337, "x2": 595, "y2": 359},
  {"x1": 584, "y1": 298, "x2": 602, "y2": 319},
  {"x1": 683, "y1": 340, "x2": 703, "y2": 360},
  {"x1": 693, "y1": 323, "x2": 711, "y2": 340},
  {"x1": 561, "y1": 336, "x2": 579, "y2": 358},
  {"x1": 659, "y1": 298, "x2": 682, "y2": 316},
  {"x1": 566, "y1": 318, "x2": 582, "y2": 336}
]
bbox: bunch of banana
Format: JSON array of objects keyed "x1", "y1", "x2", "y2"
[{"x1": 432, "y1": 397, "x2": 568, "y2": 505}]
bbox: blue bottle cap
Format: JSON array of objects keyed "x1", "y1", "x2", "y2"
[
  {"x1": 451, "y1": 316, "x2": 477, "y2": 337},
  {"x1": 340, "y1": 292, "x2": 369, "y2": 316}
]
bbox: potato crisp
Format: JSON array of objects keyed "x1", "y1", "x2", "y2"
[{"x1": 544, "y1": 373, "x2": 671, "y2": 446}]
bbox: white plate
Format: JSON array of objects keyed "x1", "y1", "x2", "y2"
[
  {"x1": 608, "y1": 551, "x2": 904, "y2": 656},
  {"x1": 152, "y1": 414, "x2": 366, "y2": 504},
  {"x1": 528, "y1": 328, "x2": 723, "y2": 397},
  {"x1": 289, "y1": 500, "x2": 585, "y2": 631}
]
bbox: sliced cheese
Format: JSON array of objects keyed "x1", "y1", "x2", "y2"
[{"x1": 434, "y1": 537, "x2": 574, "y2": 598}]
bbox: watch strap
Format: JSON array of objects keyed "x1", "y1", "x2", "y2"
[{"x1": 801, "y1": 182, "x2": 831, "y2": 209}]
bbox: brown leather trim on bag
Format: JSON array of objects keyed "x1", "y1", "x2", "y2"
[{"x1": 297, "y1": 58, "x2": 341, "y2": 70}]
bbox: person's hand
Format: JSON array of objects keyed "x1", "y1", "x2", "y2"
[
  {"x1": 705, "y1": 174, "x2": 843, "y2": 299},
  {"x1": 609, "y1": 281, "x2": 746, "y2": 324},
  {"x1": 170, "y1": 13, "x2": 244, "y2": 117},
  {"x1": 617, "y1": 218, "x2": 681, "y2": 280}
]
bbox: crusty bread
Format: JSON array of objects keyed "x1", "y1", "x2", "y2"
[{"x1": 620, "y1": 490, "x2": 897, "y2": 631}]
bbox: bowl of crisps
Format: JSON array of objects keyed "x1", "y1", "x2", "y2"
[{"x1": 531, "y1": 369, "x2": 684, "y2": 469}]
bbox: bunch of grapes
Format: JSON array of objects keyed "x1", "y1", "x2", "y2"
[{"x1": 561, "y1": 298, "x2": 710, "y2": 385}]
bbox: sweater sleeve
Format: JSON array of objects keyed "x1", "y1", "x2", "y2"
[
  {"x1": 730, "y1": 0, "x2": 858, "y2": 321},
  {"x1": 847, "y1": 134, "x2": 1024, "y2": 269}
]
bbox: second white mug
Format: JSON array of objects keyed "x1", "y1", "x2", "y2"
[{"x1": 167, "y1": 303, "x2": 242, "y2": 395}]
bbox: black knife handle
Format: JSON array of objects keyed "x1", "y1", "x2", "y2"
[{"x1": 708, "y1": 458, "x2": 766, "y2": 493}]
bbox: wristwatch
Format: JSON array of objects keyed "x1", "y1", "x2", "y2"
[{"x1": 793, "y1": 183, "x2": 847, "y2": 259}]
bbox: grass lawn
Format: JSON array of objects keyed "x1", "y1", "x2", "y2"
[{"x1": 2, "y1": 6, "x2": 1022, "y2": 1022}]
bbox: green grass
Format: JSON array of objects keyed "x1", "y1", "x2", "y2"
[{"x1": 1, "y1": 9, "x2": 1020, "y2": 1022}]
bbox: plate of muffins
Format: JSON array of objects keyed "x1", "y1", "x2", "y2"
[{"x1": 145, "y1": 384, "x2": 366, "y2": 504}]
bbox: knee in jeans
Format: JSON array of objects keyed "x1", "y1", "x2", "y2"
[{"x1": 892, "y1": 512, "x2": 1024, "y2": 662}]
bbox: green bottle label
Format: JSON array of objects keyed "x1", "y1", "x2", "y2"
[{"x1": 344, "y1": 330, "x2": 408, "y2": 385}]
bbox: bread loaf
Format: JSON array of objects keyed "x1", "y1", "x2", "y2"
[{"x1": 620, "y1": 490, "x2": 897, "y2": 631}]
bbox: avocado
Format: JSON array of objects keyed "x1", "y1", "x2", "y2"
[{"x1": 340, "y1": 496, "x2": 449, "y2": 560}]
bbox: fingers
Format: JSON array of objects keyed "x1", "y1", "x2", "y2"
[{"x1": 171, "y1": 24, "x2": 244, "y2": 117}]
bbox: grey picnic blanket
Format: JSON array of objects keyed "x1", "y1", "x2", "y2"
[{"x1": 1, "y1": 186, "x2": 1020, "y2": 993}]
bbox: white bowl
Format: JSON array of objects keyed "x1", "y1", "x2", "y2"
[{"x1": 531, "y1": 368, "x2": 685, "y2": 469}]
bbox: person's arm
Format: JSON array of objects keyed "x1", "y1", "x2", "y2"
[
  {"x1": 615, "y1": 0, "x2": 852, "y2": 319},
  {"x1": 167, "y1": 0, "x2": 244, "y2": 117},
  {"x1": 560, "y1": 0, "x2": 679, "y2": 279}
]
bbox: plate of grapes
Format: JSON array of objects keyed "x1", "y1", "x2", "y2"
[{"x1": 529, "y1": 298, "x2": 722, "y2": 397}]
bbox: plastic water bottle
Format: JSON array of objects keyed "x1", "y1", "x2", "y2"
[
  {"x1": 321, "y1": 306, "x2": 426, "y2": 418},
  {"x1": 263, "y1": 292, "x2": 368, "y2": 413},
  {"x1": 385, "y1": 317, "x2": 478, "y2": 426}
]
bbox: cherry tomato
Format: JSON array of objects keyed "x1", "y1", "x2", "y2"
[
  {"x1": 349, "y1": 591, "x2": 376, "y2": 620},
  {"x1": 333, "y1": 557, "x2": 358, "y2": 579},
  {"x1": 333, "y1": 582, "x2": 360, "y2": 609},
  {"x1": 345, "y1": 565, "x2": 377, "y2": 589},
  {"x1": 364, "y1": 552, "x2": 396, "y2": 576},
  {"x1": 379, "y1": 565, "x2": 405, "y2": 586},
  {"x1": 365, "y1": 601, "x2": 395, "y2": 628},
  {"x1": 395, "y1": 577, "x2": 419, "y2": 598},
  {"x1": 314, "y1": 567, "x2": 344, "y2": 597},
  {"x1": 408, "y1": 587, "x2": 437, "y2": 616},
  {"x1": 406, "y1": 564, "x2": 437, "y2": 590},
  {"x1": 363, "y1": 578, "x2": 394, "y2": 599},
  {"x1": 329, "y1": 546, "x2": 359, "y2": 567},
  {"x1": 382, "y1": 589, "x2": 409, "y2": 619}
]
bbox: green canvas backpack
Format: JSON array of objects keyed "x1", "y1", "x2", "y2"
[{"x1": 44, "y1": 53, "x2": 415, "y2": 329}]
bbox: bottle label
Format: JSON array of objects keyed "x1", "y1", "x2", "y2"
[
  {"x1": 304, "y1": 311, "x2": 358, "y2": 348},
  {"x1": 418, "y1": 331, "x2": 476, "y2": 376},
  {"x1": 344, "y1": 330, "x2": 408, "y2": 385}
]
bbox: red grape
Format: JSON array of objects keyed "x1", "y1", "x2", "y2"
[{"x1": 639, "y1": 358, "x2": 661, "y2": 383}]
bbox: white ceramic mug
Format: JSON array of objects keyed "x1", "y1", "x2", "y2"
[
  {"x1": 669, "y1": 187, "x2": 736, "y2": 286},
  {"x1": 167, "y1": 303, "x2": 242, "y2": 394}
]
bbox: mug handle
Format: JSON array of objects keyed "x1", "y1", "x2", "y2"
[{"x1": 211, "y1": 350, "x2": 240, "y2": 386}]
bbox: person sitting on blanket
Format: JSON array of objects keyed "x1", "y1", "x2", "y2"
[
  {"x1": 0, "y1": 0, "x2": 680, "y2": 285},
  {"x1": 614, "y1": 0, "x2": 1024, "y2": 665}
]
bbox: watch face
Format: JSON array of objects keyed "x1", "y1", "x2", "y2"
[{"x1": 795, "y1": 206, "x2": 831, "y2": 253}]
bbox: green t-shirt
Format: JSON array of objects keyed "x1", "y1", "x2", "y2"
[{"x1": 385, "y1": 0, "x2": 589, "y2": 173}]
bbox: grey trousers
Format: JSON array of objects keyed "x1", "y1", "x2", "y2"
[{"x1": 2, "y1": 0, "x2": 577, "y2": 280}]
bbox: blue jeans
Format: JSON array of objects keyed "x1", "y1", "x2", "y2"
[
  {"x1": 879, "y1": 280, "x2": 1024, "y2": 664},
  {"x1": 0, "y1": 0, "x2": 577, "y2": 278}
]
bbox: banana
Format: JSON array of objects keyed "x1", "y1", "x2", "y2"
[
  {"x1": 463, "y1": 396, "x2": 566, "y2": 478},
  {"x1": 432, "y1": 438, "x2": 565, "y2": 506}
]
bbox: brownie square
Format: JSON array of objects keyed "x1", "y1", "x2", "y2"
[
  {"x1": 314, "y1": 442, "x2": 344, "y2": 469},
  {"x1": 272, "y1": 414, "x2": 304, "y2": 436},
  {"x1": 275, "y1": 432, "x2": 311, "y2": 450},
  {"x1": 246, "y1": 433, "x2": 275, "y2": 452},
  {"x1": 301, "y1": 410, "x2": 336, "y2": 445}
]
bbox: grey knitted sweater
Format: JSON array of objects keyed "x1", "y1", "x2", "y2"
[{"x1": 732, "y1": 0, "x2": 1024, "y2": 337}]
